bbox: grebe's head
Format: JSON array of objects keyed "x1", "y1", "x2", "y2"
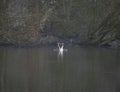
[
  {"x1": 57, "y1": 43, "x2": 64, "y2": 47},
  {"x1": 57, "y1": 42, "x2": 64, "y2": 45}
]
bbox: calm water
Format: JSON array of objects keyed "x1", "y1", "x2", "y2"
[{"x1": 0, "y1": 47, "x2": 120, "y2": 92}]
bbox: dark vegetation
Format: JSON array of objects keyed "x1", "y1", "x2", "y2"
[{"x1": 0, "y1": 0, "x2": 120, "y2": 48}]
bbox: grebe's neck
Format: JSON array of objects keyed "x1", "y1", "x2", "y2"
[
  {"x1": 61, "y1": 44, "x2": 64, "y2": 48},
  {"x1": 57, "y1": 43, "x2": 64, "y2": 49}
]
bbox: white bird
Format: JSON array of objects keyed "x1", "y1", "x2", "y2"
[
  {"x1": 53, "y1": 43, "x2": 68, "y2": 60},
  {"x1": 53, "y1": 42, "x2": 67, "y2": 54},
  {"x1": 58, "y1": 43, "x2": 64, "y2": 53}
]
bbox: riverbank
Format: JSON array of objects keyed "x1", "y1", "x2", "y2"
[
  {"x1": 0, "y1": 40, "x2": 120, "y2": 50},
  {"x1": 0, "y1": 35, "x2": 120, "y2": 49}
]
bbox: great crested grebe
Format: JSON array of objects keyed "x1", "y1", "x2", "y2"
[
  {"x1": 58, "y1": 43, "x2": 64, "y2": 53},
  {"x1": 53, "y1": 42, "x2": 67, "y2": 60},
  {"x1": 53, "y1": 42, "x2": 67, "y2": 56}
]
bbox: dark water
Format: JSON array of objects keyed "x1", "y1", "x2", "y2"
[{"x1": 0, "y1": 47, "x2": 120, "y2": 92}]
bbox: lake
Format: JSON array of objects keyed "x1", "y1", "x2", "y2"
[{"x1": 0, "y1": 47, "x2": 120, "y2": 92}]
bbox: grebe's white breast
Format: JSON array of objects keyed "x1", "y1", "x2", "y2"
[{"x1": 59, "y1": 46, "x2": 63, "y2": 52}]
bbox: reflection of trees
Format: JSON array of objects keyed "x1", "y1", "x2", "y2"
[{"x1": 50, "y1": 61, "x2": 66, "y2": 92}]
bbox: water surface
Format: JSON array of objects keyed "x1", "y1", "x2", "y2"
[{"x1": 0, "y1": 47, "x2": 120, "y2": 92}]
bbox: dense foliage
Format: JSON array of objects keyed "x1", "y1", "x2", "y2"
[{"x1": 0, "y1": 0, "x2": 120, "y2": 47}]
